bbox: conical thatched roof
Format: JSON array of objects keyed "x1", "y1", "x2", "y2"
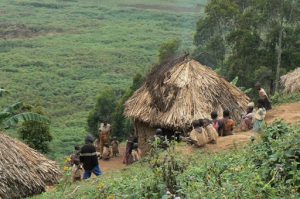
[
  {"x1": 281, "y1": 67, "x2": 300, "y2": 93},
  {"x1": 0, "y1": 133, "x2": 61, "y2": 199},
  {"x1": 125, "y1": 57, "x2": 249, "y2": 130}
]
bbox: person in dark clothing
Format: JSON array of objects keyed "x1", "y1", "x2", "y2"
[
  {"x1": 211, "y1": 111, "x2": 224, "y2": 136},
  {"x1": 80, "y1": 135, "x2": 102, "y2": 180}
]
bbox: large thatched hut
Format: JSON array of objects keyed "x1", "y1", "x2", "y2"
[
  {"x1": 281, "y1": 67, "x2": 300, "y2": 93},
  {"x1": 0, "y1": 133, "x2": 61, "y2": 199},
  {"x1": 125, "y1": 57, "x2": 249, "y2": 153}
]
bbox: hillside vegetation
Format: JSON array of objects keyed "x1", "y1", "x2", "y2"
[
  {"x1": 34, "y1": 121, "x2": 300, "y2": 199},
  {"x1": 0, "y1": 0, "x2": 206, "y2": 160}
]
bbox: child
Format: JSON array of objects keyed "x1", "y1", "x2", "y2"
[
  {"x1": 253, "y1": 99, "x2": 266, "y2": 132},
  {"x1": 203, "y1": 119, "x2": 218, "y2": 144},
  {"x1": 221, "y1": 110, "x2": 236, "y2": 136},
  {"x1": 131, "y1": 136, "x2": 141, "y2": 162},
  {"x1": 111, "y1": 137, "x2": 119, "y2": 157},
  {"x1": 102, "y1": 144, "x2": 111, "y2": 160},
  {"x1": 71, "y1": 145, "x2": 82, "y2": 182},
  {"x1": 211, "y1": 111, "x2": 224, "y2": 136},
  {"x1": 240, "y1": 102, "x2": 255, "y2": 131}
]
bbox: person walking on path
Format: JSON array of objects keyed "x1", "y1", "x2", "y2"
[{"x1": 80, "y1": 135, "x2": 102, "y2": 180}]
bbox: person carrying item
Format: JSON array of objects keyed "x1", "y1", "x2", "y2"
[
  {"x1": 221, "y1": 110, "x2": 236, "y2": 136},
  {"x1": 253, "y1": 99, "x2": 267, "y2": 132},
  {"x1": 255, "y1": 83, "x2": 272, "y2": 110},
  {"x1": 80, "y1": 135, "x2": 102, "y2": 180}
]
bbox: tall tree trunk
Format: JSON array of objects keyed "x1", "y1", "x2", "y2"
[{"x1": 274, "y1": 27, "x2": 283, "y2": 92}]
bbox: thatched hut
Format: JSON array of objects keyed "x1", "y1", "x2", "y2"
[
  {"x1": 281, "y1": 68, "x2": 300, "y2": 93},
  {"x1": 0, "y1": 133, "x2": 61, "y2": 199},
  {"x1": 125, "y1": 57, "x2": 249, "y2": 153}
]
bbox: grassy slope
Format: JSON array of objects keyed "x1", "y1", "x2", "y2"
[{"x1": 0, "y1": 0, "x2": 206, "y2": 160}]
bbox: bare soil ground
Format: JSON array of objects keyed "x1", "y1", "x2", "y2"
[{"x1": 99, "y1": 102, "x2": 300, "y2": 172}]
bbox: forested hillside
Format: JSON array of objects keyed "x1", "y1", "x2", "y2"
[{"x1": 0, "y1": 0, "x2": 206, "y2": 160}]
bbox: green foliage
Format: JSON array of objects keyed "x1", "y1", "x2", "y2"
[
  {"x1": 87, "y1": 88, "x2": 118, "y2": 137},
  {"x1": 0, "y1": 0, "x2": 204, "y2": 160},
  {"x1": 35, "y1": 121, "x2": 300, "y2": 198},
  {"x1": 271, "y1": 92, "x2": 300, "y2": 105},
  {"x1": 194, "y1": 0, "x2": 300, "y2": 94},
  {"x1": 18, "y1": 120, "x2": 52, "y2": 153},
  {"x1": 17, "y1": 107, "x2": 52, "y2": 153},
  {"x1": 158, "y1": 39, "x2": 181, "y2": 63}
]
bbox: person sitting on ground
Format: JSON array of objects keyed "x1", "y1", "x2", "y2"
[
  {"x1": 203, "y1": 119, "x2": 218, "y2": 144},
  {"x1": 71, "y1": 145, "x2": 82, "y2": 182},
  {"x1": 240, "y1": 102, "x2": 255, "y2": 131},
  {"x1": 102, "y1": 144, "x2": 111, "y2": 160},
  {"x1": 253, "y1": 99, "x2": 267, "y2": 132},
  {"x1": 153, "y1": 128, "x2": 169, "y2": 150},
  {"x1": 188, "y1": 119, "x2": 208, "y2": 147},
  {"x1": 255, "y1": 83, "x2": 272, "y2": 110},
  {"x1": 211, "y1": 111, "x2": 224, "y2": 136},
  {"x1": 80, "y1": 135, "x2": 102, "y2": 180},
  {"x1": 221, "y1": 110, "x2": 236, "y2": 136},
  {"x1": 132, "y1": 136, "x2": 141, "y2": 162},
  {"x1": 111, "y1": 137, "x2": 119, "y2": 157}
]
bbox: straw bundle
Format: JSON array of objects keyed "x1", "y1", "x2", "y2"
[
  {"x1": 125, "y1": 57, "x2": 249, "y2": 130},
  {"x1": 0, "y1": 133, "x2": 61, "y2": 199},
  {"x1": 281, "y1": 68, "x2": 300, "y2": 93}
]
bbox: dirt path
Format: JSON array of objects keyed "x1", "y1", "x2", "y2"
[
  {"x1": 98, "y1": 102, "x2": 300, "y2": 172},
  {"x1": 265, "y1": 102, "x2": 300, "y2": 124}
]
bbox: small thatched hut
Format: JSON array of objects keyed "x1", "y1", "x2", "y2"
[
  {"x1": 0, "y1": 133, "x2": 61, "y2": 199},
  {"x1": 281, "y1": 67, "x2": 300, "y2": 93},
  {"x1": 125, "y1": 57, "x2": 249, "y2": 153}
]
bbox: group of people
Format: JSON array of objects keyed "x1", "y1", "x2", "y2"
[
  {"x1": 183, "y1": 83, "x2": 272, "y2": 148},
  {"x1": 67, "y1": 122, "x2": 121, "y2": 181},
  {"x1": 67, "y1": 83, "x2": 272, "y2": 181}
]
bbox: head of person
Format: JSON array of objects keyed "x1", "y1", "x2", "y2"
[
  {"x1": 192, "y1": 119, "x2": 203, "y2": 129},
  {"x1": 223, "y1": 110, "x2": 230, "y2": 118},
  {"x1": 103, "y1": 121, "x2": 108, "y2": 126},
  {"x1": 85, "y1": 135, "x2": 95, "y2": 144},
  {"x1": 156, "y1": 128, "x2": 163, "y2": 136},
  {"x1": 211, "y1": 111, "x2": 218, "y2": 120},
  {"x1": 203, "y1": 119, "x2": 211, "y2": 127},
  {"x1": 74, "y1": 145, "x2": 80, "y2": 151},
  {"x1": 255, "y1": 82, "x2": 261, "y2": 91},
  {"x1": 257, "y1": 99, "x2": 264, "y2": 108}
]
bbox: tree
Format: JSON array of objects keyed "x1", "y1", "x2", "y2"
[
  {"x1": 87, "y1": 88, "x2": 118, "y2": 137},
  {"x1": 158, "y1": 39, "x2": 181, "y2": 63},
  {"x1": 194, "y1": 0, "x2": 300, "y2": 94},
  {"x1": 18, "y1": 107, "x2": 52, "y2": 153},
  {"x1": 0, "y1": 100, "x2": 50, "y2": 130}
]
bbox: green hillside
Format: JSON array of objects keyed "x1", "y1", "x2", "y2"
[{"x1": 0, "y1": 0, "x2": 206, "y2": 160}]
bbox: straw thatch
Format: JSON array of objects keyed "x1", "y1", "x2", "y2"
[
  {"x1": 125, "y1": 57, "x2": 249, "y2": 130},
  {"x1": 0, "y1": 133, "x2": 61, "y2": 199},
  {"x1": 281, "y1": 68, "x2": 300, "y2": 93}
]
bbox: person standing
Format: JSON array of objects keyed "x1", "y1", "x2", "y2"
[
  {"x1": 253, "y1": 99, "x2": 267, "y2": 132},
  {"x1": 255, "y1": 83, "x2": 272, "y2": 110},
  {"x1": 80, "y1": 135, "x2": 102, "y2": 180},
  {"x1": 99, "y1": 122, "x2": 111, "y2": 158}
]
